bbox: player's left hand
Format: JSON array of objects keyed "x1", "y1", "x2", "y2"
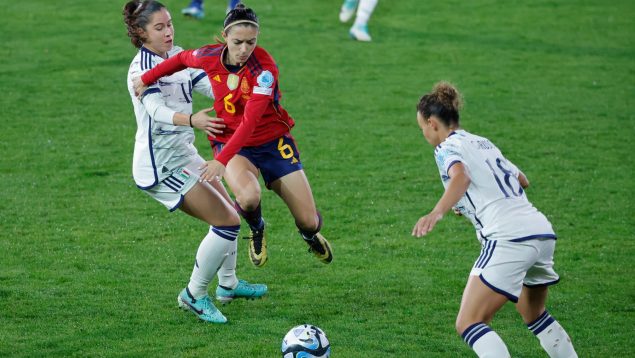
[
  {"x1": 132, "y1": 76, "x2": 148, "y2": 98},
  {"x1": 412, "y1": 212, "x2": 444, "y2": 237},
  {"x1": 198, "y1": 160, "x2": 225, "y2": 183}
]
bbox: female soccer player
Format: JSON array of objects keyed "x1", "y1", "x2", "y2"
[
  {"x1": 123, "y1": 0, "x2": 266, "y2": 324},
  {"x1": 412, "y1": 82, "x2": 578, "y2": 357},
  {"x1": 134, "y1": 4, "x2": 333, "y2": 268}
]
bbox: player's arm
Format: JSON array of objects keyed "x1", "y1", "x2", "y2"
[
  {"x1": 518, "y1": 171, "x2": 530, "y2": 188},
  {"x1": 198, "y1": 69, "x2": 275, "y2": 182},
  {"x1": 412, "y1": 162, "x2": 471, "y2": 237},
  {"x1": 213, "y1": 69, "x2": 276, "y2": 166},
  {"x1": 140, "y1": 49, "x2": 200, "y2": 85},
  {"x1": 507, "y1": 158, "x2": 530, "y2": 189},
  {"x1": 141, "y1": 92, "x2": 223, "y2": 136}
]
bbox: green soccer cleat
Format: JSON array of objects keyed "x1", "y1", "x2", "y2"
[
  {"x1": 215, "y1": 279, "x2": 268, "y2": 304},
  {"x1": 181, "y1": 4, "x2": 204, "y2": 19},
  {"x1": 177, "y1": 287, "x2": 227, "y2": 323},
  {"x1": 339, "y1": 0, "x2": 359, "y2": 23},
  {"x1": 350, "y1": 24, "x2": 372, "y2": 42},
  {"x1": 246, "y1": 226, "x2": 268, "y2": 267},
  {"x1": 302, "y1": 232, "x2": 333, "y2": 264}
]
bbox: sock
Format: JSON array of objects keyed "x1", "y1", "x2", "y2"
[
  {"x1": 189, "y1": 0, "x2": 203, "y2": 8},
  {"x1": 217, "y1": 234, "x2": 238, "y2": 289},
  {"x1": 354, "y1": 0, "x2": 378, "y2": 27},
  {"x1": 528, "y1": 311, "x2": 578, "y2": 358},
  {"x1": 298, "y1": 212, "x2": 322, "y2": 240},
  {"x1": 228, "y1": 0, "x2": 240, "y2": 10},
  {"x1": 462, "y1": 322, "x2": 510, "y2": 358},
  {"x1": 235, "y1": 201, "x2": 264, "y2": 231},
  {"x1": 343, "y1": 0, "x2": 359, "y2": 8},
  {"x1": 187, "y1": 225, "x2": 240, "y2": 298}
]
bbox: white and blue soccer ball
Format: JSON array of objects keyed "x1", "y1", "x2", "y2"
[{"x1": 281, "y1": 324, "x2": 331, "y2": 358}]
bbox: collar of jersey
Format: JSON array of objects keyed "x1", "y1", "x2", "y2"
[
  {"x1": 220, "y1": 46, "x2": 247, "y2": 74},
  {"x1": 141, "y1": 46, "x2": 163, "y2": 58}
]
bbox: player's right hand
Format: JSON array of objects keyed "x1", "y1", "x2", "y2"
[
  {"x1": 191, "y1": 108, "x2": 225, "y2": 137},
  {"x1": 132, "y1": 76, "x2": 147, "y2": 98},
  {"x1": 412, "y1": 212, "x2": 444, "y2": 238}
]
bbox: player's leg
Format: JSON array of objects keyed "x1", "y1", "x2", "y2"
[
  {"x1": 226, "y1": 0, "x2": 240, "y2": 13},
  {"x1": 350, "y1": 0, "x2": 378, "y2": 41},
  {"x1": 223, "y1": 154, "x2": 268, "y2": 267},
  {"x1": 176, "y1": 180, "x2": 239, "y2": 323},
  {"x1": 516, "y1": 239, "x2": 578, "y2": 358},
  {"x1": 182, "y1": 0, "x2": 204, "y2": 19},
  {"x1": 269, "y1": 170, "x2": 333, "y2": 264},
  {"x1": 339, "y1": 0, "x2": 359, "y2": 23},
  {"x1": 456, "y1": 275, "x2": 511, "y2": 357}
]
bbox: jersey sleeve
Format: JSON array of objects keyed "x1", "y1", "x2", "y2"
[
  {"x1": 214, "y1": 66, "x2": 278, "y2": 166},
  {"x1": 140, "y1": 92, "x2": 176, "y2": 124},
  {"x1": 141, "y1": 49, "x2": 203, "y2": 85},
  {"x1": 435, "y1": 141, "x2": 464, "y2": 177},
  {"x1": 190, "y1": 68, "x2": 213, "y2": 99},
  {"x1": 128, "y1": 54, "x2": 175, "y2": 125}
]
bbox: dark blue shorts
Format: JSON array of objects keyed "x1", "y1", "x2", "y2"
[{"x1": 213, "y1": 133, "x2": 303, "y2": 188}]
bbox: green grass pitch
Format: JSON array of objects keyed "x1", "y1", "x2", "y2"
[{"x1": 0, "y1": 0, "x2": 633, "y2": 356}]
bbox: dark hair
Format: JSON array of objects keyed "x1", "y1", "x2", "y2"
[
  {"x1": 223, "y1": 3, "x2": 259, "y2": 32},
  {"x1": 417, "y1": 81, "x2": 463, "y2": 128},
  {"x1": 122, "y1": 0, "x2": 166, "y2": 48}
]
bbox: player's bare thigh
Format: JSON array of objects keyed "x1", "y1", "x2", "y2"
[
  {"x1": 223, "y1": 154, "x2": 261, "y2": 210},
  {"x1": 180, "y1": 180, "x2": 240, "y2": 226},
  {"x1": 455, "y1": 275, "x2": 508, "y2": 334}
]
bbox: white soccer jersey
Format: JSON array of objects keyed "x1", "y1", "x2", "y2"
[
  {"x1": 434, "y1": 130, "x2": 555, "y2": 242},
  {"x1": 127, "y1": 46, "x2": 213, "y2": 189}
]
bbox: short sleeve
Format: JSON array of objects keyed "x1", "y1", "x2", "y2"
[{"x1": 435, "y1": 142, "x2": 464, "y2": 177}]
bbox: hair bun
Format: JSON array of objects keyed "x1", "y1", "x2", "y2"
[{"x1": 433, "y1": 81, "x2": 462, "y2": 112}]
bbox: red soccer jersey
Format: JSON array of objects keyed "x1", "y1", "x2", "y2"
[{"x1": 141, "y1": 44, "x2": 295, "y2": 165}]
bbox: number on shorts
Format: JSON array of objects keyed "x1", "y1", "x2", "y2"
[{"x1": 277, "y1": 137, "x2": 294, "y2": 159}]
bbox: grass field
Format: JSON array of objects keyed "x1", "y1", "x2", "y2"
[{"x1": 1, "y1": 0, "x2": 634, "y2": 356}]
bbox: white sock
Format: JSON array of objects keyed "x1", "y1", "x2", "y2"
[
  {"x1": 187, "y1": 225, "x2": 240, "y2": 298},
  {"x1": 462, "y1": 322, "x2": 510, "y2": 358},
  {"x1": 217, "y1": 236, "x2": 238, "y2": 289},
  {"x1": 528, "y1": 311, "x2": 578, "y2": 358},
  {"x1": 354, "y1": 0, "x2": 378, "y2": 27}
]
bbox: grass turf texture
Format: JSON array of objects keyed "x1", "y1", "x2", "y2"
[{"x1": 1, "y1": 0, "x2": 633, "y2": 356}]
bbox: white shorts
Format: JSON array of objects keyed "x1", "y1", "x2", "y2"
[
  {"x1": 142, "y1": 155, "x2": 204, "y2": 211},
  {"x1": 470, "y1": 238, "x2": 560, "y2": 303}
]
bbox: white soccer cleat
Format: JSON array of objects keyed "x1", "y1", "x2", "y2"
[
  {"x1": 339, "y1": 0, "x2": 359, "y2": 23},
  {"x1": 349, "y1": 24, "x2": 372, "y2": 42}
]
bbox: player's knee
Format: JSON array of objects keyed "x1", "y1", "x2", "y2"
[
  {"x1": 455, "y1": 316, "x2": 471, "y2": 335},
  {"x1": 235, "y1": 188, "x2": 261, "y2": 211},
  {"x1": 295, "y1": 212, "x2": 320, "y2": 232},
  {"x1": 455, "y1": 313, "x2": 493, "y2": 335}
]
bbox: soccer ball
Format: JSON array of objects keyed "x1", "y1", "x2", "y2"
[{"x1": 281, "y1": 324, "x2": 331, "y2": 358}]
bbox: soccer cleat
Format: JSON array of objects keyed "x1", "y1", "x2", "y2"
[
  {"x1": 302, "y1": 232, "x2": 333, "y2": 264},
  {"x1": 181, "y1": 5, "x2": 204, "y2": 19},
  {"x1": 245, "y1": 226, "x2": 268, "y2": 267},
  {"x1": 215, "y1": 279, "x2": 268, "y2": 304},
  {"x1": 339, "y1": 0, "x2": 359, "y2": 23},
  {"x1": 177, "y1": 287, "x2": 227, "y2": 323},
  {"x1": 349, "y1": 24, "x2": 372, "y2": 42}
]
